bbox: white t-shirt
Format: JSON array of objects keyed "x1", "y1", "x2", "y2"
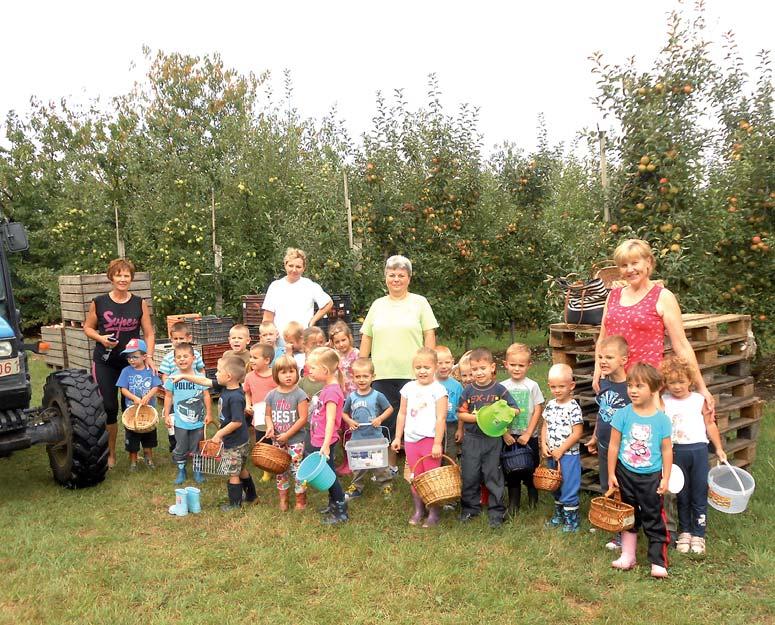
[
  {"x1": 400, "y1": 380, "x2": 447, "y2": 443},
  {"x1": 500, "y1": 377, "x2": 545, "y2": 436},
  {"x1": 262, "y1": 276, "x2": 332, "y2": 335},
  {"x1": 663, "y1": 392, "x2": 708, "y2": 444}
]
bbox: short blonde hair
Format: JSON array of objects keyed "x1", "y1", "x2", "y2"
[
  {"x1": 599, "y1": 335, "x2": 629, "y2": 357},
  {"x1": 505, "y1": 343, "x2": 531, "y2": 360},
  {"x1": 413, "y1": 347, "x2": 438, "y2": 365},
  {"x1": 613, "y1": 239, "x2": 655, "y2": 277},
  {"x1": 434, "y1": 345, "x2": 453, "y2": 359},
  {"x1": 283, "y1": 321, "x2": 304, "y2": 342},
  {"x1": 284, "y1": 247, "x2": 307, "y2": 269},
  {"x1": 547, "y1": 363, "x2": 574, "y2": 383},
  {"x1": 351, "y1": 357, "x2": 374, "y2": 375},
  {"x1": 229, "y1": 323, "x2": 250, "y2": 339},
  {"x1": 259, "y1": 321, "x2": 278, "y2": 336}
]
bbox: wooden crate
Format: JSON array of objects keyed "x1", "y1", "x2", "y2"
[
  {"x1": 59, "y1": 272, "x2": 152, "y2": 323},
  {"x1": 41, "y1": 324, "x2": 67, "y2": 368},
  {"x1": 64, "y1": 326, "x2": 95, "y2": 370},
  {"x1": 166, "y1": 313, "x2": 201, "y2": 338},
  {"x1": 241, "y1": 295, "x2": 265, "y2": 326},
  {"x1": 193, "y1": 341, "x2": 230, "y2": 369}
]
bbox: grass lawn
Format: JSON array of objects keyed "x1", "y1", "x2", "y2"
[{"x1": 0, "y1": 356, "x2": 772, "y2": 625}]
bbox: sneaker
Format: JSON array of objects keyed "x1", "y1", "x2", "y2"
[
  {"x1": 381, "y1": 485, "x2": 393, "y2": 497},
  {"x1": 443, "y1": 503, "x2": 457, "y2": 511},
  {"x1": 389, "y1": 465, "x2": 399, "y2": 476},
  {"x1": 676, "y1": 532, "x2": 692, "y2": 554},
  {"x1": 690, "y1": 536, "x2": 706, "y2": 555},
  {"x1": 489, "y1": 517, "x2": 504, "y2": 529},
  {"x1": 128, "y1": 462, "x2": 138, "y2": 473},
  {"x1": 344, "y1": 485, "x2": 362, "y2": 501},
  {"x1": 458, "y1": 512, "x2": 479, "y2": 523},
  {"x1": 605, "y1": 534, "x2": 622, "y2": 551},
  {"x1": 650, "y1": 564, "x2": 669, "y2": 579},
  {"x1": 145, "y1": 459, "x2": 156, "y2": 470}
]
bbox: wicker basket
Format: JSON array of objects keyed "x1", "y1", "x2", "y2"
[
  {"x1": 251, "y1": 436, "x2": 291, "y2": 473},
  {"x1": 121, "y1": 405, "x2": 159, "y2": 433},
  {"x1": 589, "y1": 487, "x2": 635, "y2": 532},
  {"x1": 533, "y1": 459, "x2": 562, "y2": 491},
  {"x1": 411, "y1": 454, "x2": 462, "y2": 507},
  {"x1": 198, "y1": 424, "x2": 223, "y2": 457}
]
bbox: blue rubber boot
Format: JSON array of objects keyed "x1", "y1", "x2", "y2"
[
  {"x1": 545, "y1": 502, "x2": 564, "y2": 528},
  {"x1": 562, "y1": 506, "x2": 580, "y2": 533},
  {"x1": 193, "y1": 470, "x2": 205, "y2": 484},
  {"x1": 174, "y1": 463, "x2": 187, "y2": 485}
]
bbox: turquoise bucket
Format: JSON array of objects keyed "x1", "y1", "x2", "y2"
[{"x1": 297, "y1": 452, "x2": 336, "y2": 491}]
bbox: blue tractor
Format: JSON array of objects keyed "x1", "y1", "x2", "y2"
[{"x1": 0, "y1": 219, "x2": 108, "y2": 488}]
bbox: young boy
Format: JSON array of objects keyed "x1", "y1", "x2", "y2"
[
  {"x1": 223, "y1": 324, "x2": 251, "y2": 370},
  {"x1": 586, "y1": 335, "x2": 630, "y2": 549},
  {"x1": 542, "y1": 363, "x2": 584, "y2": 532},
  {"x1": 159, "y1": 322, "x2": 206, "y2": 452},
  {"x1": 116, "y1": 338, "x2": 162, "y2": 471},
  {"x1": 435, "y1": 345, "x2": 463, "y2": 460},
  {"x1": 163, "y1": 343, "x2": 212, "y2": 484},
  {"x1": 283, "y1": 321, "x2": 305, "y2": 372},
  {"x1": 175, "y1": 356, "x2": 255, "y2": 511},
  {"x1": 342, "y1": 358, "x2": 394, "y2": 500},
  {"x1": 259, "y1": 320, "x2": 284, "y2": 364},
  {"x1": 501, "y1": 343, "x2": 545, "y2": 514},
  {"x1": 244, "y1": 343, "x2": 278, "y2": 482},
  {"x1": 458, "y1": 347, "x2": 519, "y2": 528}
]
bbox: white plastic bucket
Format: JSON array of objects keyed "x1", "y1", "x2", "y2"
[
  {"x1": 345, "y1": 436, "x2": 389, "y2": 471},
  {"x1": 707, "y1": 461, "x2": 755, "y2": 514}
]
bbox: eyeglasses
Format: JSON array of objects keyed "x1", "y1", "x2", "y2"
[{"x1": 126, "y1": 354, "x2": 145, "y2": 361}]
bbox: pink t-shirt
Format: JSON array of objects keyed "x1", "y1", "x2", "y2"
[
  {"x1": 604, "y1": 285, "x2": 665, "y2": 371},
  {"x1": 309, "y1": 383, "x2": 345, "y2": 447},
  {"x1": 338, "y1": 347, "x2": 360, "y2": 394},
  {"x1": 243, "y1": 372, "x2": 277, "y2": 404}
]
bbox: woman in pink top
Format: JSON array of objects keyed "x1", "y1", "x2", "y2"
[{"x1": 593, "y1": 239, "x2": 714, "y2": 415}]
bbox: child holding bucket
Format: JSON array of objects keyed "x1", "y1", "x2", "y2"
[
  {"x1": 391, "y1": 348, "x2": 448, "y2": 527},
  {"x1": 304, "y1": 347, "x2": 349, "y2": 525},
  {"x1": 264, "y1": 355, "x2": 309, "y2": 511},
  {"x1": 342, "y1": 357, "x2": 394, "y2": 500},
  {"x1": 608, "y1": 363, "x2": 673, "y2": 578},
  {"x1": 661, "y1": 355, "x2": 727, "y2": 555}
]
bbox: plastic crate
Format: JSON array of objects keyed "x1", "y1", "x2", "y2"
[
  {"x1": 166, "y1": 313, "x2": 202, "y2": 338},
  {"x1": 191, "y1": 316, "x2": 234, "y2": 344},
  {"x1": 241, "y1": 294, "x2": 265, "y2": 325},
  {"x1": 194, "y1": 341, "x2": 230, "y2": 370},
  {"x1": 345, "y1": 435, "x2": 389, "y2": 470}
]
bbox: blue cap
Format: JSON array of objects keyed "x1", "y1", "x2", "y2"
[{"x1": 121, "y1": 338, "x2": 147, "y2": 354}]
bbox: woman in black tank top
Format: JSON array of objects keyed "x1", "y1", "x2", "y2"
[{"x1": 83, "y1": 259, "x2": 156, "y2": 469}]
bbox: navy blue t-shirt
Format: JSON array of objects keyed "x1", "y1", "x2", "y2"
[
  {"x1": 214, "y1": 383, "x2": 248, "y2": 448},
  {"x1": 460, "y1": 381, "x2": 519, "y2": 436},
  {"x1": 595, "y1": 378, "x2": 630, "y2": 447}
]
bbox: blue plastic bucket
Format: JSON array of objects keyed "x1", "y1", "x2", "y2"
[{"x1": 297, "y1": 452, "x2": 336, "y2": 491}]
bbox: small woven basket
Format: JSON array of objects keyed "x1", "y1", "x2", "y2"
[
  {"x1": 121, "y1": 405, "x2": 159, "y2": 434},
  {"x1": 410, "y1": 454, "x2": 462, "y2": 507},
  {"x1": 198, "y1": 423, "x2": 223, "y2": 458},
  {"x1": 533, "y1": 459, "x2": 563, "y2": 491},
  {"x1": 251, "y1": 436, "x2": 291, "y2": 473},
  {"x1": 501, "y1": 444, "x2": 535, "y2": 474},
  {"x1": 589, "y1": 487, "x2": 635, "y2": 532}
]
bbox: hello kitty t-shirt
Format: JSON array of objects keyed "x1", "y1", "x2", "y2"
[{"x1": 612, "y1": 404, "x2": 672, "y2": 474}]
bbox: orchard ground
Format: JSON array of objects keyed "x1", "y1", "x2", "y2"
[{"x1": 0, "y1": 352, "x2": 772, "y2": 625}]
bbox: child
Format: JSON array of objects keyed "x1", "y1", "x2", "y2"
[
  {"x1": 116, "y1": 338, "x2": 162, "y2": 471},
  {"x1": 283, "y1": 321, "x2": 305, "y2": 372},
  {"x1": 453, "y1": 350, "x2": 473, "y2": 445},
  {"x1": 306, "y1": 347, "x2": 349, "y2": 524},
  {"x1": 175, "y1": 357, "x2": 256, "y2": 511},
  {"x1": 392, "y1": 348, "x2": 447, "y2": 527},
  {"x1": 501, "y1": 343, "x2": 545, "y2": 515},
  {"x1": 163, "y1": 343, "x2": 212, "y2": 484},
  {"x1": 661, "y1": 355, "x2": 727, "y2": 556},
  {"x1": 458, "y1": 347, "x2": 519, "y2": 528},
  {"x1": 435, "y1": 345, "x2": 463, "y2": 460},
  {"x1": 223, "y1": 324, "x2": 251, "y2": 370},
  {"x1": 342, "y1": 358, "x2": 394, "y2": 500},
  {"x1": 586, "y1": 335, "x2": 630, "y2": 549},
  {"x1": 541, "y1": 363, "x2": 584, "y2": 532},
  {"x1": 608, "y1": 363, "x2": 673, "y2": 578},
  {"x1": 264, "y1": 355, "x2": 310, "y2": 511},
  {"x1": 329, "y1": 320, "x2": 359, "y2": 394},
  {"x1": 244, "y1": 343, "x2": 278, "y2": 482},
  {"x1": 159, "y1": 322, "x2": 206, "y2": 452},
  {"x1": 259, "y1": 320, "x2": 284, "y2": 364},
  {"x1": 302, "y1": 327, "x2": 327, "y2": 375}
]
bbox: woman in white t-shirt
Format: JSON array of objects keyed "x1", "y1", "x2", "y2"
[{"x1": 261, "y1": 248, "x2": 333, "y2": 339}]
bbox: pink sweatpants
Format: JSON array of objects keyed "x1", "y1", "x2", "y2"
[{"x1": 405, "y1": 437, "x2": 441, "y2": 494}]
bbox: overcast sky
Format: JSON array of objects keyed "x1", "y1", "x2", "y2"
[{"x1": 1, "y1": 0, "x2": 772, "y2": 153}]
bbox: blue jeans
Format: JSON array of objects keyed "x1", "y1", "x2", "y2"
[{"x1": 307, "y1": 444, "x2": 345, "y2": 504}]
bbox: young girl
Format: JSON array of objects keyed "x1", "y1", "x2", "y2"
[
  {"x1": 306, "y1": 347, "x2": 349, "y2": 525},
  {"x1": 244, "y1": 343, "x2": 278, "y2": 482},
  {"x1": 329, "y1": 320, "x2": 360, "y2": 476},
  {"x1": 301, "y1": 326, "x2": 327, "y2": 377},
  {"x1": 391, "y1": 347, "x2": 448, "y2": 528},
  {"x1": 264, "y1": 355, "x2": 310, "y2": 511},
  {"x1": 661, "y1": 355, "x2": 727, "y2": 555},
  {"x1": 608, "y1": 363, "x2": 673, "y2": 578}
]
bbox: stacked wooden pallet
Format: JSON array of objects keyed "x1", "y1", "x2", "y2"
[
  {"x1": 549, "y1": 313, "x2": 761, "y2": 492},
  {"x1": 41, "y1": 324, "x2": 66, "y2": 369}
]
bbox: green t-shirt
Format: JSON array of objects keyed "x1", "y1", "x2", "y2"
[{"x1": 361, "y1": 293, "x2": 438, "y2": 380}]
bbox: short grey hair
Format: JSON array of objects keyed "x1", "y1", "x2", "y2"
[{"x1": 385, "y1": 255, "x2": 412, "y2": 277}]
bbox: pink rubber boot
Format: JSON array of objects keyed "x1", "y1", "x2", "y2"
[
  {"x1": 611, "y1": 531, "x2": 637, "y2": 570},
  {"x1": 409, "y1": 490, "x2": 426, "y2": 526}
]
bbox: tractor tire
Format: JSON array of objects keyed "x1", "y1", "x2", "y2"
[{"x1": 43, "y1": 369, "x2": 109, "y2": 489}]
